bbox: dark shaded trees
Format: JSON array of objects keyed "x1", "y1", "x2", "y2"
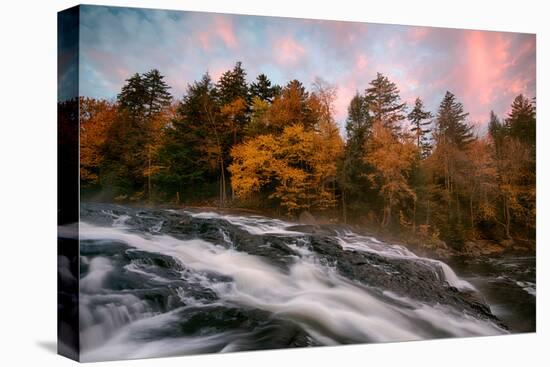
[
  {"x1": 101, "y1": 69, "x2": 172, "y2": 200},
  {"x1": 365, "y1": 73, "x2": 407, "y2": 136},
  {"x1": 250, "y1": 73, "x2": 276, "y2": 103},
  {"x1": 408, "y1": 97, "x2": 433, "y2": 159}
]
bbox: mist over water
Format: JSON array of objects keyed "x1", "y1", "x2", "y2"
[{"x1": 73, "y1": 203, "x2": 534, "y2": 362}]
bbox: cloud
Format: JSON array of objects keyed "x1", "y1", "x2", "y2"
[
  {"x1": 78, "y1": 5, "x2": 535, "y2": 131},
  {"x1": 273, "y1": 36, "x2": 306, "y2": 66}
]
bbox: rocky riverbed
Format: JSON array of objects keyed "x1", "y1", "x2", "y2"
[{"x1": 63, "y1": 203, "x2": 535, "y2": 361}]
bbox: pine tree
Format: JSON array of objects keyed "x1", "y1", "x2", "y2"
[
  {"x1": 435, "y1": 91, "x2": 473, "y2": 149},
  {"x1": 365, "y1": 73, "x2": 407, "y2": 135},
  {"x1": 505, "y1": 94, "x2": 536, "y2": 148},
  {"x1": 250, "y1": 73, "x2": 275, "y2": 103},
  {"x1": 345, "y1": 93, "x2": 371, "y2": 145},
  {"x1": 156, "y1": 73, "x2": 216, "y2": 201},
  {"x1": 488, "y1": 111, "x2": 505, "y2": 158},
  {"x1": 216, "y1": 61, "x2": 249, "y2": 106},
  {"x1": 216, "y1": 61, "x2": 250, "y2": 147},
  {"x1": 338, "y1": 93, "x2": 372, "y2": 222},
  {"x1": 142, "y1": 69, "x2": 172, "y2": 117},
  {"x1": 117, "y1": 73, "x2": 147, "y2": 118},
  {"x1": 408, "y1": 97, "x2": 433, "y2": 158}
]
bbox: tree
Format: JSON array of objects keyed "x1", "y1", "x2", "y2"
[
  {"x1": 488, "y1": 102, "x2": 535, "y2": 240},
  {"x1": 488, "y1": 110, "x2": 505, "y2": 158},
  {"x1": 102, "y1": 69, "x2": 173, "y2": 200},
  {"x1": 338, "y1": 93, "x2": 373, "y2": 222},
  {"x1": 117, "y1": 73, "x2": 147, "y2": 117},
  {"x1": 142, "y1": 69, "x2": 172, "y2": 117},
  {"x1": 216, "y1": 61, "x2": 249, "y2": 106},
  {"x1": 365, "y1": 122, "x2": 417, "y2": 228},
  {"x1": 216, "y1": 62, "x2": 250, "y2": 143},
  {"x1": 365, "y1": 73, "x2": 407, "y2": 136},
  {"x1": 79, "y1": 98, "x2": 117, "y2": 188},
  {"x1": 250, "y1": 73, "x2": 275, "y2": 103},
  {"x1": 310, "y1": 78, "x2": 344, "y2": 209},
  {"x1": 497, "y1": 139, "x2": 535, "y2": 238},
  {"x1": 268, "y1": 79, "x2": 315, "y2": 131},
  {"x1": 178, "y1": 73, "x2": 230, "y2": 206},
  {"x1": 408, "y1": 97, "x2": 433, "y2": 158},
  {"x1": 464, "y1": 138, "x2": 498, "y2": 231},
  {"x1": 506, "y1": 94, "x2": 536, "y2": 149},
  {"x1": 230, "y1": 125, "x2": 316, "y2": 215},
  {"x1": 244, "y1": 97, "x2": 271, "y2": 137},
  {"x1": 155, "y1": 74, "x2": 215, "y2": 202},
  {"x1": 434, "y1": 91, "x2": 474, "y2": 149},
  {"x1": 425, "y1": 92, "x2": 474, "y2": 245}
]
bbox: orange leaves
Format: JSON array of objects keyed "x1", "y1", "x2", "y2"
[
  {"x1": 229, "y1": 134, "x2": 279, "y2": 197},
  {"x1": 230, "y1": 122, "x2": 343, "y2": 215},
  {"x1": 79, "y1": 97, "x2": 117, "y2": 185},
  {"x1": 365, "y1": 122, "x2": 417, "y2": 226}
]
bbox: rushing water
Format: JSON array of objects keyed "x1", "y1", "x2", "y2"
[{"x1": 67, "y1": 203, "x2": 534, "y2": 362}]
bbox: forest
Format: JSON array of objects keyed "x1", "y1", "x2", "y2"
[{"x1": 72, "y1": 62, "x2": 536, "y2": 251}]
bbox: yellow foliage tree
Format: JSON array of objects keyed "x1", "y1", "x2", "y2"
[
  {"x1": 365, "y1": 122, "x2": 417, "y2": 227},
  {"x1": 230, "y1": 123, "x2": 343, "y2": 216},
  {"x1": 79, "y1": 97, "x2": 117, "y2": 186}
]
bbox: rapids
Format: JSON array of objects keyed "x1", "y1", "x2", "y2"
[{"x1": 60, "y1": 203, "x2": 533, "y2": 362}]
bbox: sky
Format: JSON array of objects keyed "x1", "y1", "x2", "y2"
[{"x1": 78, "y1": 5, "x2": 536, "y2": 132}]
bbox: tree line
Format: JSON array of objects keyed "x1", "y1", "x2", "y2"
[{"x1": 78, "y1": 62, "x2": 536, "y2": 248}]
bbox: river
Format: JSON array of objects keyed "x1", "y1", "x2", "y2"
[{"x1": 69, "y1": 203, "x2": 535, "y2": 362}]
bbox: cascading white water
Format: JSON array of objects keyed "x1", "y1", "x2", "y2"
[{"x1": 77, "y1": 210, "x2": 506, "y2": 362}]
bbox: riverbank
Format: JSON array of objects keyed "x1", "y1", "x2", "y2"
[{"x1": 83, "y1": 200, "x2": 535, "y2": 261}]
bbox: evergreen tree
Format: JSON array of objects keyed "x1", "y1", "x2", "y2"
[
  {"x1": 408, "y1": 97, "x2": 433, "y2": 159},
  {"x1": 250, "y1": 73, "x2": 275, "y2": 103},
  {"x1": 216, "y1": 61, "x2": 249, "y2": 106},
  {"x1": 103, "y1": 69, "x2": 173, "y2": 199},
  {"x1": 505, "y1": 94, "x2": 536, "y2": 148},
  {"x1": 428, "y1": 92, "x2": 474, "y2": 246},
  {"x1": 155, "y1": 74, "x2": 215, "y2": 201},
  {"x1": 143, "y1": 69, "x2": 172, "y2": 117},
  {"x1": 365, "y1": 73, "x2": 407, "y2": 135},
  {"x1": 345, "y1": 93, "x2": 371, "y2": 146},
  {"x1": 216, "y1": 61, "x2": 250, "y2": 146},
  {"x1": 435, "y1": 91, "x2": 474, "y2": 149},
  {"x1": 338, "y1": 93, "x2": 374, "y2": 222},
  {"x1": 488, "y1": 111, "x2": 505, "y2": 157},
  {"x1": 117, "y1": 73, "x2": 147, "y2": 118}
]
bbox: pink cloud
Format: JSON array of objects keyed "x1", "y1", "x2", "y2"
[
  {"x1": 333, "y1": 77, "x2": 360, "y2": 124},
  {"x1": 214, "y1": 17, "x2": 238, "y2": 48},
  {"x1": 87, "y1": 48, "x2": 130, "y2": 82},
  {"x1": 355, "y1": 53, "x2": 368, "y2": 72},
  {"x1": 195, "y1": 16, "x2": 238, "y2": 50},
  {"x1": 274, "y1": 36, "x2": 306, "y2": 65},
  {"x1": 198, "y1": 32, "x2": 211, "y2": 50},
  {"x1": 408, "y1": 27, "x2": 431, "y2": 42},
  {"x1": 421, "y1": 30, "x2": 534, "y2": 125}
]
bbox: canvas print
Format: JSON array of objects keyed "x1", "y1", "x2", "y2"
[{"x1": 58, "y1": 4, "x2": 536, "y2": 362}]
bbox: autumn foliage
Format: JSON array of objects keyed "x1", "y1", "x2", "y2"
[{"x1": 76, "y1": 63, "x2": 536, "y2": 249}]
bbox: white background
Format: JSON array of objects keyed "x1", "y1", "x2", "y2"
[{"x1": 0, "y1": 0, "x2": 547, "y2": 365}]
